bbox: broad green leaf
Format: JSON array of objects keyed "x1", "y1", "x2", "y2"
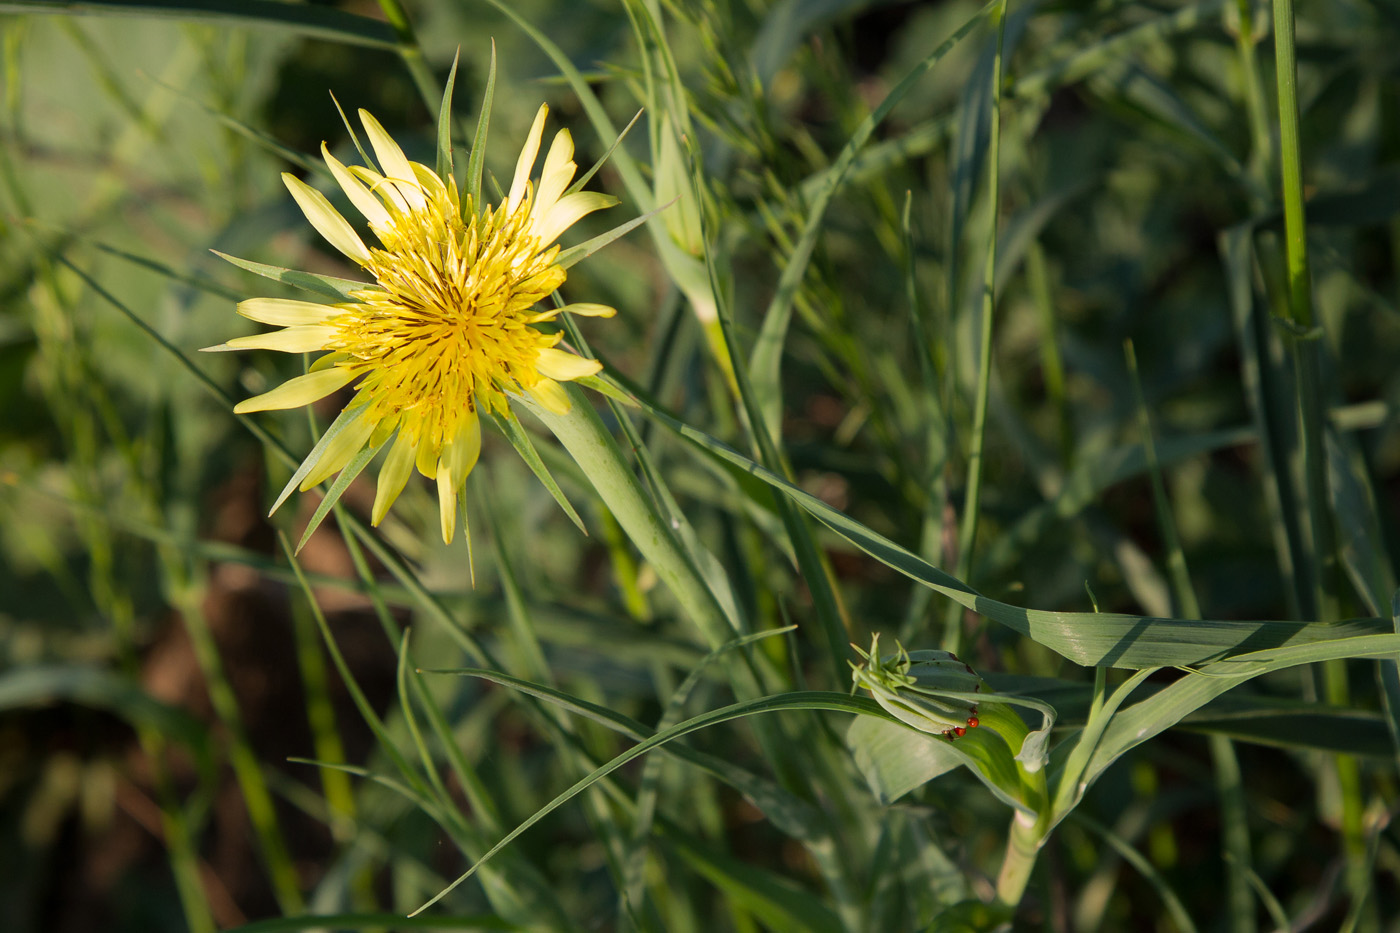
[{"x1": 634, "y1": 398, "x2": 1393, "y2": 668}]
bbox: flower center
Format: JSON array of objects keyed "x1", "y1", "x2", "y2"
[{"x1": 328, "y1": 190, "x2": 566, "y2": 453}]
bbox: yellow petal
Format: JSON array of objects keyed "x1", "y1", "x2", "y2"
[
  {"x1": 359, "y1": 109, "x2": 426, "y2": 210},
  {"x1": 535, "y1": 191, "x2": 618, "y2": 246},
  {"x1": 282, "y1": 173, "x2": 371, "y2": 265},
  {"x1": 299, "y1": 412, "x2": 377, "y2": 491},
  {"x1": 532, "y1": 129, "x2": 576, "y2": 222},
  {"x1": 349, "y1": 164, "x2": 409, "y2": 215},
  {"x1": 435, "y1": 462, "x2": 457, "y2": 544},
  {"x1": 529, "y1": 378, "x2": 573, "y2": 414},
  {"x1": 322, "y1": 143, "x2": 392, "y2": 228},
  {"x1": 433, "y1": 414, "x2": 482, "y2": 545},
  {"x1": 535, "y1": 347, "x2": 602, "y2": 381},
  {"x1": 412, "y1": 162, "x2": 449, "y2": 203},
  {"x1": 442, "y1": 412, "x2": 482, "y2": 490},
  {"x1": 237, "y1": 298, "x2": 341, "y2": 326},
  {"x1": 372, "y1": 432, "x2": 417, "y2": 525},
  {"x1": 310, "y1": 351, "x2": 352, "y2": 372},
  {"x1": 508, "y1": 103, "x2": 549, "y2": 210},
  {"x1": 214, "y1": 325, "x2": 337, "y2": 353},
  {"x1": 233, "y1": 367, "x2": 355, "y2": 414},
  {"x1": 527, "y1": 302, "x2": 616, "y2": 323},
  {"x1": 416, "y1": 436, "x2": 439, "y2": 478}
]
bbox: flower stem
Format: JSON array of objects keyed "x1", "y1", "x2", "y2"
[{"x1": 995, "y1": 811, "x2": 1046, "y2": 909}]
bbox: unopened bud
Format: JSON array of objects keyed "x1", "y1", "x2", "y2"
[{"x1": 851, "y1": 635, "x2": 983, "y2": 740}]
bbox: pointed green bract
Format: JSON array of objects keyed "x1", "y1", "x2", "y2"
[{"x1": 436, "y1": 48, "x2": 460, "y2": 181}]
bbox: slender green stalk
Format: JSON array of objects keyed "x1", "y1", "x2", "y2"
[
  {"x1": 995, "y1": 811, "x2": 1047, "y2": 909},
  {"x1": 944, "y1": 1, "x2": 1006, "y2": 655},
  {"x1": 1272, "y1": 0, "x2": 1337, "y2": 621},
  {"x1": 1271, "y1": 2, "x2": 1365, "y2": 919}
]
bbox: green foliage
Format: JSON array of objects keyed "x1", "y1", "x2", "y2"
[{"x1": 2, "y1": 1, "x2": 1400, "y2": 931}]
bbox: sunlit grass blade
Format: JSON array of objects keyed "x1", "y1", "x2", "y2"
[
  {"x1": 657, "y1": 819, "x2": 844, "y2": 933},
  {"x1": 524, "y1": 389, "x2": 737, "y2": 649},
  {"x1": 145, "y1": 73, "x2": 323, "y2": 176},
  {"x1": 465, "y1": 41, "x2": 495, "y2": 202},
  {"x1": 3, "y1": 0, "x2": 399, "y2": 48},
  {"x1": 1011, "y1": 0, "x2": 1225, "y2": 99},
  {"x1": 622, "y1": 626, "x2": 798, "y2": 912},
  {"x1": 1082, "y1": 634, "x2": 1400, "y2": 799},
  {"x1": 408, "y1": 690, "x2": 887, "y2": 915},
  {"x1": 269, "y1": 406, "x2": 363, "y2": 516},
  {"x1": 555, "y1": 198, "x2": 673, "y2": 271},
  {"x1": 279, "y1": 530, "x2": 440, "y2": 808},
  {"x1": 632, "y1": 393, "x2": 1394, "y2": 667}
]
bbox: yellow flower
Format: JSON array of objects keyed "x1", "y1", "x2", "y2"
[{"x1": 215, "y1": 105, "x2": 617, "y2": 543}]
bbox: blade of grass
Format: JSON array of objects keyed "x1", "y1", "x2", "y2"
[
  {"x1": 1069, "y1": 813, "x2": 1198, "y2": 933},
  {"x1": 409, "y1": 690, "x2": 892, "y2": 915},
  {"x1": 295, "y1": 439, "x2": 384, "y2": 552},
  {"x1": 747, "y1": 0, "x2": 999, "y2": 443},
  {"x1": 5, "y1": 0, "x2": 398, "y2": 49},
  {"x1": 629, "y1": 392, "x2": 1394, "y2": 668},
  {"x1": 943, "y1": 0, "x2": 1007, "y2": 655}
]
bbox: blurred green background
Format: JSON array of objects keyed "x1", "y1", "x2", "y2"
[{"x1": 1, "y1": 0, "x2": 1398, "y2": 930}]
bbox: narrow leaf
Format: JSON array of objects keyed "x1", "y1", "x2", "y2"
[
  {"x1": 213, "y1": 250, "x2": 368, "y2": 303},
  {"x1": 466, "y1": 41, "x2": 496, "y2": 202},
  {"x1": 296, "y1": 439, "x2": 385, "y2": 552}
]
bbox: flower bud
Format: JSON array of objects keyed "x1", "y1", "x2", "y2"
[{"x1": 851, "y1": 635, "x2": 984, "y2": 740}]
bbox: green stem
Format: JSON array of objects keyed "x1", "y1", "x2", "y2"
[
  {"x1": 1272, "y1": 0, "x2": 1337, "y2": 619},
  {"x1": 1270, "y1": 5, "x2": 1363, "y2": 916},
  {"x1": 944, "y1": 0, "x2": 1006, "y2": 654},
  {"x1": 995, "y1": 811, "x2": 1047, "y2": 909}
]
